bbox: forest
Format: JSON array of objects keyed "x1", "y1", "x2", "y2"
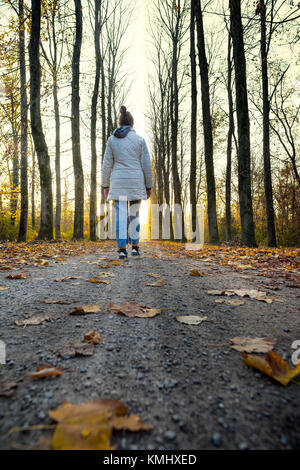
[
  {"x1": 1, "y1": 1, "x2": 300, "y2": 453},
  {"x1": 0, "y1": 0, "x2": 299, "y2": 247}
]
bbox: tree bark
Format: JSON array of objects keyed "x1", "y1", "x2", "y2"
[
  {"x1": 195, "y1": 0, "x2": 219, "y2": 243},
  {"x1": 31, "y1": 142, "x2": 36, "y2": 230},
  {"x1": 90, "y1": 0, "x2": 102, "y2": 241},
  {"x1": 260, "y1": 0, "x2": 277, "y2": 247},
  {"x1": 10, "y1": 92, "x2": 19, "y2": 226},
  {"x1": 18, "y1": 0, "x2": 28, "y2": 242},
  {"x1": 72, "y1": 0, "x2": 84, "y2": 240},
  {"x1": 225, "y1": 27, "x2": 233, "y2": 242},
  {"x1": 29, "y1": 0, "x2": 53, "y2": 240},
  {"x1": 190, "y1": 0, "x2": 197, "y2": 237},
  {"x1": 229, "y1": 0, "x2": 257, "y2": 247}
]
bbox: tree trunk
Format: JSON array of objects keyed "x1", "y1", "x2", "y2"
[
  {"x1": 10, "y1": 92, "x2": 19, "y2": 226},
  {"x1": 29, "y1": 0, "x2": 53, "y2": 240},
  {"x1": 72, "y1": 0, "x2": 84, "y2": 240},
  {"x1": 90, "y1": 1, "x2": 101, "y2": 241},
  {"x1": 260, "y1": 0, "x2": 277, "y2": 247},
  {"x1": 225, "y1": 28, "x2": 233, "y2": 242},
  {"x1": 170, "y1": 8, "x2": 185, "y2": 243},
  {"x1": 18, "y1": 0, "x2": 28, "y2": 242},
  {"x1": 190, "y1": 0, "x2": 197, "y2": 238},
  {"x1": 229, "y1": 0, "x2": 257, "y2": 247},
  {"x1": 195, "y1": 0, "x2": 219, "y2": 243},
  {"x1": 31, "y1": 143, "x2": 36, "y2": 230}
]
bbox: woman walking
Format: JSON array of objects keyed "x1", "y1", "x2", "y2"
[{"x1": 102, "y1": 106, "x2": 153, "y2": 259}]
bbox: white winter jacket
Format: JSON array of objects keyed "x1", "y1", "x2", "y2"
[{"x1": 102, "y1": 127, "x2": 153, "y2": 201}]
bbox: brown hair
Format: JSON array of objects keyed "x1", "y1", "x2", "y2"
[{"x1": 119, "y1": 105, "x2": 134, "y2": 127}]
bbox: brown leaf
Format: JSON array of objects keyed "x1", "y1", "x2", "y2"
[
  {"x1": 29, "y1": 365, "x2": 62, "y2": 380},
  {"x1": 146, "y1": 279, "x2": 164, "y2": 287},
  {"x1": 15, "y1": 313, "x2": 53, "y2": 327},
  {"x1": 109, "y1": 414, "x2": 153, "y2": 431},
  {"x1": 57, "y1": 342, "x2": 94, "y2": 358},
  {"x1": 49, "y1": 399, "x2": 127, "y2": 423},
  {"x1": 69, "y1": 305, "x2": 100, "y2": 315},
  {"x1": 84, "y1": 330, "x2": 101, "y2": 345},
  {"x1": 109, "y1": 301, "x2": 161, "y2": 318},
  {"x1": 86, "y1": 278, "x2": 110, "y2": 285},
  {"x1": 35, "y1": 260, "x2": 49, "y2": 266},
  {"x1": 6, "y1": 271, "x2": 27, "y2": 279},
  {"x1": 230, "y1": 336, "x2": 276, "y2": 353},
  {"x1": 48, "y1": 399, "x2": 151, "y2": 450},
  {"x1": 242, "y1": 350, "x2": 300, "y2": 386},
  {"x1": 189, "y1": 269, "x2": 205, "y2": 277},
  {"x1": 147, "y1": 273, "x2": 161, "y2": 278},
  {"x1": 207, "y1": 289, "x2": 226, "y2": 296},
  {"x1": 215, "y1": 299, "x2": 245, "y2": 306},
  {"x1": 54, "y1": 276, "x2": 81, "y2": 282},
  {"x1": 0, "y1": 286, "x2": 9, "y2": 291},
  {"x1": 0, "y1": 380, "x2": 17, "y2": 397}
]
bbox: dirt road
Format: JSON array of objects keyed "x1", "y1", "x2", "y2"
[{"x1": 0, "y1": 242, "x2": 299, "y2": 450}]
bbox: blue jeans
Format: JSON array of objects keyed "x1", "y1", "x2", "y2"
[{"x1": 116, "y1": 199, "x2": 141, "y2": 248}]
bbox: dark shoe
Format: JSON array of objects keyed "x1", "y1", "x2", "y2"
[
  {"x1": 118, "y1": 248, "x2": 128, "y2": 260},
  {"x1": 131, "y1": 246, "x2": 140, "y2": 257}
]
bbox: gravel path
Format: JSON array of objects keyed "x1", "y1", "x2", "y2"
[{"x1": 0, "y1": 241, "x2": 299, "y2": 450}]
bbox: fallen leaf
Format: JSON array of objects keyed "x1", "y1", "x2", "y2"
[
  {"x1": 0, "y1": 286, "x2": 9, "y2": 290},
  {"x1": 175, "y1": 315, "x2": 208, "y2": 325},
  {"x1": 207, "y1": 289, "x2": 226, "y2": 296},
  {"x1": 235, "y1": 264, "x2": 255, "y2": 270},
  {"x1": 189, "y1": 269, "x2": 205, "y2": 277},
  {"x1": 147, "y1": 273, "x2": 161, "y2": 278},
  {"x1": 29, "y1": 365, "x2": 62, "y2": 380},
  {"x1": 48, "y1": 398, "x2": 151, "y2": 450},
  {"x1": 215, "y1": 299, "x2": 245, "y2": 306},
  {"x1": 0, "y1": 380, "x2": 17, "y2": 397},
  {"x1": 255, "y1": 295, "x2": 273, "y2": 304},
  {"x1": 84, "y1": 330, "x2": 101, "y2": 345},
  {"x1": 57, "y1": 342, "x2": 94, "y2": 358},
  {"x1": 69, "y1": 305, "x2": 100, "y2": 315},
  {"x1": 6, "y1": 271, "x2": 27, "y2": 279},
  {"x1": 146, "y1": 279, "x2": 164, "y2": 287},
  {"x1": 49, "y1": 398, "x2": 127, "y2": 423},
  {"x1": 15, "y1": 314, "x2": 53, "y2": 327},
  {"x1": 109, "y1": 414, "x2": 153, "y2": 431},
  {"x1": 98, "y1": 272, "x2": 115, "y2": 278},
  {"x1": 86, "y1": 278, "x2": 110, "y2": 285},
  {"x1": 54, "y1": 276, "x2": 81, "y2": 282},
  {"x1": 109, "y1": 301, "x2": 161, "y2": 318},
  {"x1": 230, "y1": 336, "x2": 276, "y2": 353},
  {"x1": 36, "y1": 260, "x2": 49, "y2": 266},
  {"x1": 242, "y1": 350, "x2": 300, "y2": 386}
]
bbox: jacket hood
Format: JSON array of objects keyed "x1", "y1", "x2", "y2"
[{"x1": 113, "y1": 126, "x2": 133, "y2": 139}]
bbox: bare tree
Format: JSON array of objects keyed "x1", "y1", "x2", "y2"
[
  {"x1": 195, "y1": 0, "x2": 219, "y2": 243},
  {"x1": 29, "y1": 0, "x2": 53, "y2": 239},
  {"x1": 17, "y1": 0, "x2": 28, "y2": 241},
  {"x1": 72, "y1": 0, "x2": 84, "y2": 239},
  {"x1": 229, "y1": 0, "x2": 256, "y2": 247}
]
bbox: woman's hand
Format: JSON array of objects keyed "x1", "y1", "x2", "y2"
[
  {"x1": 104, "y1": 188, "x2": 109, "y2": 199},
  {"x1": 146, "y1": 188, "x2": 152, "y2": 199}
]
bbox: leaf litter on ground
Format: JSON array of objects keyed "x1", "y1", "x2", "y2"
[
  {"x1": 175, "y1": 315, "x2": 208, "y2": 325},
  {"x1": 48, "y1": 398, "x2": 152, "y2": 450},
  {"x1": 69, "y1": 305, "x2": 100, "y2": 315},
  {"x1": 242, "y1": 350, "x2": 300, "y2": 386},
  {"x1": 29, "y1": 365, "x2": 62, "y2": 380},
  {"x1": 109, "y1": 301, "x2": 161, "y2": 318},
  {"x1": 230, "y1": 336, "x2": 276, "y2": 353}
]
